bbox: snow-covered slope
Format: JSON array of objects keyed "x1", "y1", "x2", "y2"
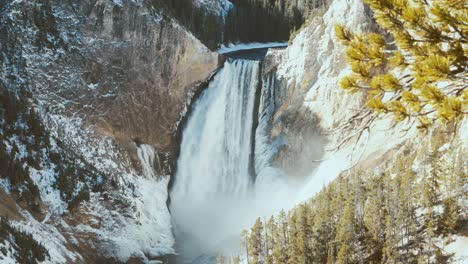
[{"x1": 270, "y1": 0, "x2": 371, "y2": 134}]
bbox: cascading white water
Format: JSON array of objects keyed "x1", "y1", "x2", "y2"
[
  {"x1": 171, "y1": 59, "x2": 259, "y2": 260},
  {"x1": 137, "y1": 144, "x2": 157, "y2": 178},
  {"x1": 172, "y1": 59, "x2": 258, "y2": 198}
]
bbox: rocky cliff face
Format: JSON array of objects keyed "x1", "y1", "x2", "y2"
[{"x1": 0, "y1": 0, "x2": 220, "y2": 262}]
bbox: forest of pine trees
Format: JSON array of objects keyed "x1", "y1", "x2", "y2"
[
  {"x1": 153, "y1": 0, "x2": 224, "y2": 49},
  {"x1": 227, "y1": 0, "x2": 331, "y2": 43},
  {"x1": 0, "y1": 85, "x2": 45, "y2": 213},
  {"x1": 222, "y1": 133, "x2": 467, "y2": 264},
  {"x1": 157, "y1": 0, "x2": 331, "y2": 49}
]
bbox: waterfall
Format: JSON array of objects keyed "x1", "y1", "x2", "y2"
[
  {"x1": 171, "y1": 59, "x2": 260, "y2": 261},
  {"x1": 172, "y1": 59, "x2": 258, "y2": 198}
]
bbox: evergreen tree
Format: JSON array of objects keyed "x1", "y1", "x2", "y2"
[
  {"x1": 272, "y1": 209, "x2": 288, "y2": 264},
  {"x1": 0, "y1": 143, "x2": 8, "y2": 178},
  {"x1": 336, "y1": 0, "x2": 467, "y2": 129},
  {"x1": 441, "y1": 197, "x2": 459, "y2": 236},
  {"x1": 248, "y1": 218, "x2": 265, "y2": 264},
  {"x1": 286, "y1": 211, "x2": 299, "y2": 264},
  {"x1": 336, "y1": 178, "x2": 356, "y2": 264},
  {"x1": 295, "y1": 204, "x2": 312, "y2": 263},
  {"x1": 364, "y1": 174, "x2": 386, "y2": 262},
  {"x1": 241, "y1": 230, "x2": 250, "y2": 264},
  {"x1": 265, "y1": 216, "x2": 276, "y2": 264}
]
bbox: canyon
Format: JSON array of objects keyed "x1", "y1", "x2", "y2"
[{"x1": 0, "y1": 0, "x2": 466, "y2": 263}]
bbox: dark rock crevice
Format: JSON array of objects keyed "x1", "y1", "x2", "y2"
[{"x1": 249, "y1": 59, "x2": 263, "y2": 182}]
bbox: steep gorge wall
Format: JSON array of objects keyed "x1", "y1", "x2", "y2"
[{"x1": 67, "y1": 0, "x2": 219, "y2": 172}]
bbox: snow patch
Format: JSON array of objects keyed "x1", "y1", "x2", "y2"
[
  {"x1": 70, "y1": 144, "x2": 175, "y2": 262},
  {"x1": 275, "y1": 29, "x2": 311, "y2": 85},
  {"x1": 113, "y1": 0, "x2": 123, "y2": 7},
  {"x1": 0, "y1": 240, "x2": 17, "y2": 264},
  {"x1": 87, "y1": 83, "x2": 98, "y2": 90},
  {"x1": 444, "y1": 236, "x2": 468, "y2": 263},
  {"x1": 39, "y1": 113, "x2": 175, "y2": 260},
  {"x1": 29, "y1": 166, "x2": 67, "y2": 214},
  {"x1": 12, "y1": 212, "x2": 82, "y2": 263}
]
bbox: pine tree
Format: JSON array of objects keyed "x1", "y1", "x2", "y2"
[
  {"x1": 336, "y1": 177, "x2": 356, "y2": 264},
  {"x1": 272, "y1": 209, "x2": 288, "y2": 264},
  {"x1": 364, "y1": 173, "x2": 386, "y2": 263},
  {"x1": 248, "y1": 218, "x2": 265, "y2": 264},
  {"x1": 336, "y1": 0, "x2": 467, "y2": 129},
  {"x1": 286, "y1": 211, "x2": 299, "y2": 264},
  {"x1": 2, "y1": 87, "x2": 18, "y2": 125},
  {"x1": 441, "y1": 197, "x2": 459, "y2": 236},
  {"x1": 295, "y1": 204, "x2": 312, "y2": 263},
  {"x1": 400, "y1": 169, "x2": 418, "y2": 262},
  {"x1": 265, "y1": 216, "x2": 276, "y2": 264},
  {"x1": 241, "y1": 230, "x2": 250, "y2": 264},
  {"x1": 0, "y1": 143, "x2": 8, "y2": 178}
]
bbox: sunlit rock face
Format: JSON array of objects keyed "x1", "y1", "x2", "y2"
[{"x1": 260, "y1": 0, "x2": 374, "y2": 178}]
